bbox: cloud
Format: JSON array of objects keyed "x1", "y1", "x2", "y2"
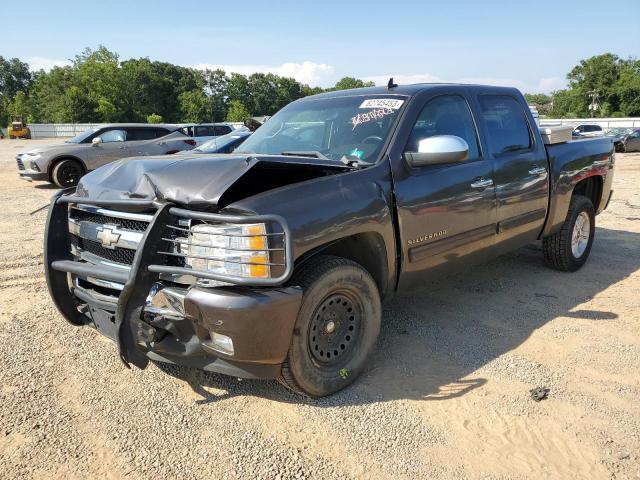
[
  {"x1": 192, "y1": 61, "x2": 335, "y2": 87},
  {"x1": 537, "y1": 77, "x2": 566, "y2": 93},
  {"x1": 26, "y1": 57, "x2": 72, "y2": 71},
  {"x1": 364, "y1": 72, "x2": 566, "y2": 94}
]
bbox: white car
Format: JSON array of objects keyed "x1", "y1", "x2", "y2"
[
  {"x1": 176, "y1": 123, "x2": 238, "y2": 146},
  {"x1": 573, "y1": 124, "x2": 605, "y2": 137}
]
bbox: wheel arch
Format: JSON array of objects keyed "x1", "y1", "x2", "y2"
[
  {"x1": 572, "y1": 175, "x2": 603, "y2": 211},
  {"x1": 47, "y1": 155, "x2": 87, "y2": 182},
  {"x1": 293, "y1": 232, "x2": 390, "y2": 300}
]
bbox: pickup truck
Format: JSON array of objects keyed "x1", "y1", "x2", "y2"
[{"x1": 44, "y1": 83, "x2": 615, "y2": 397}]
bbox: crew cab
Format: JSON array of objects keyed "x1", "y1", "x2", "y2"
[{"x1": 45, "y1": 83, "x2": 615, "y2": 397}]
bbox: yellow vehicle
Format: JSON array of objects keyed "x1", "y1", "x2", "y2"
[{"x1": 8, "y1": 118, "x2": 31, "y2": 139}]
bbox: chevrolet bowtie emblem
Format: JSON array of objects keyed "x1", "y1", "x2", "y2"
[{"x1": 95, "y1": 224, "x2": 121, "y2": 249}]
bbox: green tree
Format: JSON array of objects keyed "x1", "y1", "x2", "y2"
[
  {"x1": 225, "y1": 100, "x2": 250, "y2": 122},
  {"x1": 0, "y1": 56, "x2": 32, "y2": 126},
  {"x1": 332, "y1": 77, "x2": 375, "y2": 91},
  {"x1": 203, "y1": 68, "x2": 229, "y2": 121},
  {"x1": 7, "y1": 91, "x2": 29, "y2": 119},
  {"x1": 178, "y1": 89, "x2": 211, "y2": 122},
  {"x1": 147, "y1": 113, "x2": 163, "y2": 123},
  {"x1": 524, "y1": 93, "x2": 553, "y2": 116}
]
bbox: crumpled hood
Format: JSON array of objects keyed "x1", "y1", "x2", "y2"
[{"x1": 75, "y1": 153, "x2": 350, "y2": 210}]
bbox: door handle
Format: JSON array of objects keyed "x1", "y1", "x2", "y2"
[
  {"x1": 118, "y1": 146, "x2": 126, "y2": 149},
  {"x1": 470, "y1": 178, "x2": 494, "y2": 189},
  {"x1": 528, "y1": 167, "x2": 547, "y2": 175}
]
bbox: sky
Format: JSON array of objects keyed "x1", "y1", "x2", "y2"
[{"x1": 3, "y1": 0, "x2": 639, "y2": 94}]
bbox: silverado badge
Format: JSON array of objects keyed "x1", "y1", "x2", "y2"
[{"x1": 407, "y1": 230, "x2": 447, "y2": 246}]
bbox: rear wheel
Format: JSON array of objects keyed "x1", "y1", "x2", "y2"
[
  {"x1": 543, "y1": 195, "x2": 595, "y2": 272},
  {"x1": 52, "y1": 159, "x2": 85, "y2": 188},
  {"x1": 279, "y1": 256, "x2": 381, "y2": 397}
]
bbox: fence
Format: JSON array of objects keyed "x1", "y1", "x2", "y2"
[
  {"x1": 28, "y1": 123, "x2": 103, "y2": 138},
  {"x1": 540, "y1": 117, "x2": 640, "y2": 129}
]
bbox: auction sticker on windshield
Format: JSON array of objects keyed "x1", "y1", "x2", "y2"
[{"x1": 359, "y1": 98, "x2": 404, "y2": 109}]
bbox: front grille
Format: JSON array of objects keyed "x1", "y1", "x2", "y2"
[
  {"x1": 71, "y1": 235, "x2": 136, "y2": 265},
  {"x1": 68, "y1": 206, "x2": 185, "y2": 268},
  {"x1": 70, "y1": 208, "x2": 148, "y2": 232},
  {"x1": 16, "y1": 157, "x2": 25, "y2": 170}
]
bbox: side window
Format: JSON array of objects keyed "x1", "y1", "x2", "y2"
[
  {"x1": 100, "y1": 129, "x2": 126, "y2": 143},
  {"x1": 126, "y1": 128, "x2": 157, "y2": 141},
  {"x1": 195, "y1": 126, "x2": 213, "y2": 137},
  {"x1": 214, "y1": 125, "x2": 232, "y2": 136},
  {"x1": 478, "y1": 95, "x2": 532, "y2": 155},
  {"x1": 154, "y1": 128, "x2": 170, "y2": 138},
  {"x1": 404, "y1": 95, "x2": 480, "y2": 160}
]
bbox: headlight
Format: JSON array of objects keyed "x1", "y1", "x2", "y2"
[
  {"x1": 25, "y1": 152, "x2": 41, "y2": 159},
  {"x1": 183, "y1": 223, "x2": 270, "y2": 281}
]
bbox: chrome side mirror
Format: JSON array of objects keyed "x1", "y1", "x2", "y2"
[
  {"x1": 405, "y1": 135, "x2": 470, "y2": 167},
  {"x1": 92, "y1": 137, "x2": 102, "y2": 146}
]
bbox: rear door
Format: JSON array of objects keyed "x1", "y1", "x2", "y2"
[
  {"x1": 123, "y1": 127, "x2": 161, "y2": 156},
  {"x1": 474, "y1": 93, "x2": 549, "y2": 251},
  {"x1": 391, "y1": 89, "x2": 498, "y2": 289}
]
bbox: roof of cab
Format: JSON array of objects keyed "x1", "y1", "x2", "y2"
[{"x1": 305, "y1": 83, "x2": 522, "y2": 100}]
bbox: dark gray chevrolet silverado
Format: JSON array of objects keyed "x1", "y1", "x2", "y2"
[{"x1": 45, "y1": 83, "x2": 615, "y2": 396}]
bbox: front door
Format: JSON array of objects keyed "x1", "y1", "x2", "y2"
[
  {"x1": 391, "y1": 91, "x2": 498, "y2": 290},
  {"x1": 475, "y1": 94, "x2": 549, "y2": 251},
  {"x1": 89, "y1": 128, "x2": 128, "y2": 169}
]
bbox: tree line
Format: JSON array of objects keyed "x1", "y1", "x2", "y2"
[
  {"x1": 0, "y1": 46, "x2": 374, "y2": 127},
  {"x1": 525, "y1": 53, "x2": 640, "y2": 118},
  {"x1": 1, "y1": 47, "x2": 638, "y2": 127}
]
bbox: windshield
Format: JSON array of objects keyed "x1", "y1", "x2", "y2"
[
  {"x1": 235, "y1": 95, "x2": 407, "y2": 163},
  {"x1": 194, "y1": 132, "x2": 248, "y2": 153},
  {"x1": 65, "y1": 127, "x2": 101, "y2": 144}
]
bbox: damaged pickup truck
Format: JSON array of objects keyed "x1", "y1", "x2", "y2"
[{"x1": 45, "y1": 83, "x2": 615, "y2": 396}]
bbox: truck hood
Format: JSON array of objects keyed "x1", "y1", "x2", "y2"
[{"x1": 75, "y1": 154, "x2": 351, "y2": 210}]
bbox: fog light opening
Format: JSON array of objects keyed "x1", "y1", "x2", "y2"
[{"x1": 209, "y1": 332, "x2": 234, "y2": 356}]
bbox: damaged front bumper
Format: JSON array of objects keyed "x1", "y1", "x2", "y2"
[{"x1": 44, "y1": 190, "x2": 301, "y2": 379}]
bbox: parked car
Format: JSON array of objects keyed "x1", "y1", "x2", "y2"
[
  {"x1": 605, "y1": 127, "x2": 633, "y2": 152},
  {"x1": 177, "y1": 123, "x2": 236, "y2": 146},
  {"x1": 572, "y1": 124, "x2": 605, "y2": 137},
  {"x1": 16, "y1": 124, "x2": 196, "y2": 187},
  {"x1": 619, "y1": 128, "x2": 640, "y2": 153},
  {"x1": 44, "y1": 84, "x2": 614, "y2": 397},
  {"x1": 176, "y1": 130, "x2": 252, "y2": 155}
]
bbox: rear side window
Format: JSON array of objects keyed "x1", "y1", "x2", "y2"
[
  {"x1": 404, "y1": 94, "x2": 480, "y2": 160},
  {"x1": 154, "y1": 128, "x2": 170, "y2": 138},
  {"x1": 126, "y1": 128, "x2": 157, "y2": 141},
  {"x1": 194, "y1": 126, "x2": 215, "y2": 137},
  {"x1": 214, "y1": 125, "x2": 232, "y2": 136},
  {"x1": 478, "y1": 95, "x2": 532, "y2": 155}
]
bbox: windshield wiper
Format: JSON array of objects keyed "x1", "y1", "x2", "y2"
[{"x1": 280, "y1": 151, "x2": 329, "y2": 160}]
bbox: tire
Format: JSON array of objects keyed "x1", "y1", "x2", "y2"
[
  {"x1": 279, "y1": 256, "x2": 381, "y2": 397},
  {"x1": 25, "y1": 129, "x2": 31, "y2": 139},
  {"x1": 9, "y1": 135, "x2": 15, "y2": 139},
  {"x1": 52, "y1": 159, "x2": 85, "y2": 188},
  {"x1": 543, "y1": 195, "x2": 595, "y2": 272}
]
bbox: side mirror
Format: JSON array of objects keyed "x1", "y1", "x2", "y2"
[
  {"x1": 92, "y1": 137, "x2": 102, "y2": 146},
  {"x1": 405, "y1": 135, "x2": 470, "y2": 167}
]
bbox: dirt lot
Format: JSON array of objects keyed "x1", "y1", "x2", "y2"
[{"x1": 0, "y1": 138, "x2": 639, "y2": 480}]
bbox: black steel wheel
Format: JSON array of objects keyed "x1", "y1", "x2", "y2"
[
  {"x1": 52, "y1": 159, "x2": 84, "y2": 188},
  {"x1": 308, "y1": 292, "x2": 362, "y2": 364},
  {"x1": 279, "y1": 256, "x2": 381, "y2": 397}
]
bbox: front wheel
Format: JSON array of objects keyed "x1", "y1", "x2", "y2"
[
  {"x1": 52, "y1": 159, "x2": 85, "y2": 188},
  {"x1": 279, "y1": 256, "x2": 381, "y2": 397},
  {"x1": 543, "y1": 195, "x2": 595, "y2": 272}
]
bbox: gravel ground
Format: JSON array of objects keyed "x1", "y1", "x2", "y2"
[{"x1": 0, "y1": 139, "x2": 639, "y2": 479}]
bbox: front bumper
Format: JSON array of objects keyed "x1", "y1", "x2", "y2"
[
  {"x1": 44, "y1": 191, "x2": 301, "y2": 379},
  {"x1": 19, "y1": 170, "x2": 48, "y2": 182}
]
